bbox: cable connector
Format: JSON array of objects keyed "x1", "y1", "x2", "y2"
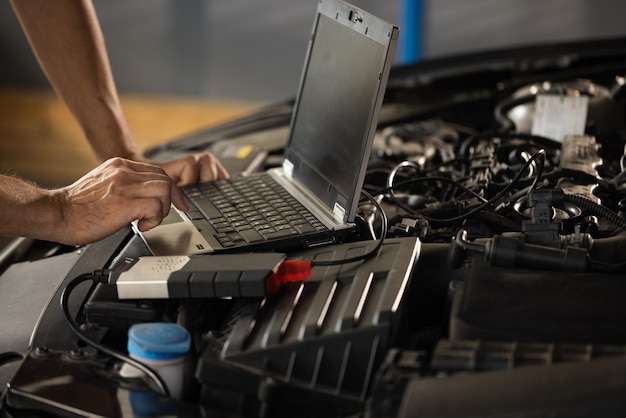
[
  {"x1": 109, "y1": 253, "x2": 312, "y2": 299},
  {"x1": 521, "y1": 188, "x2": 564, "y2": 245},
  {"x1": 265, "y1": 259, "x2": 312, "y2": 294}
]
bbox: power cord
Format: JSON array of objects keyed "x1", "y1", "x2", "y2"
[{"x1": 60, "y1": 272, "x2": 170, "y2": 397}]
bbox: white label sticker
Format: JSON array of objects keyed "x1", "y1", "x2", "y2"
[
  {"x1": 283, "y1": 159, "x2": 294, "y2": 180},
  {"x1": 333, "y1": 202, "x2": 346, "y2": 222},
  {"x1": 531, "y1": 94, "x2": 588, "y2": 142},
  {"x1": 133, "y1": 256, "x2": 190, "y2": 273}
]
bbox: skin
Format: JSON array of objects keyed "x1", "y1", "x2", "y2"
[
  {"x1": 3, "y1": 0, "x2": 229, "y2": 244},
  {"x1": 1, "y1": 158, "x2": 173, "y2": 245}
]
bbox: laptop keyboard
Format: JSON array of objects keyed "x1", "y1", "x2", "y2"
[{"x1": 182, "y1": 174, "x2": 329, "y2": 248}]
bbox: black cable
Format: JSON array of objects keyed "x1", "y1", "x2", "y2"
[
  {"x1": 438, "y1": 149, "x2": 547, "y2": 224},
  {"x1": 0, "y1": 351, "x2": 24, "y2": 367},
  {"x1": 382, "y1": 160, "x2": 491, "y2": 218},
  {"x1": 392, "y1": 175, "x2": 490, "y2": 204},
  {"x1": 386, "y1": 150, "x2": 546, "y2": 225},
  {"x1": 564, "y1": 193, "x2": 626, "y2": 229},
  {"x1": 60, "y1": 272, "x2": 170, "y2": 397},
  {"x1": 459, "y1": 131, "x2": 560, "y2": 158},
  {"x1": 310, "y1": 189, "x2": 388, "y2": 267},
  {"x1": 526, "y1": 148, "x2": 546, "y2": 195}
]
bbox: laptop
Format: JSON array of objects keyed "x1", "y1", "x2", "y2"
[{"x1": 137, "y1": 0, "x2": 399, "y2": 256}]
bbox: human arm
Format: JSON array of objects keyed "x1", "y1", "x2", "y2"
[
  {"x1": 0, "y1": 158, "x2": 175, "y2": 246},
  {"x1": 9, "y1": 0, "x2": 139, "y2": 161},
  {"x1": 9, "y1": 0, "x2": 229, "y2": 185}
]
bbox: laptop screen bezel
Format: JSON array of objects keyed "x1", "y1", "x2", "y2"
[{"x1": 282, "y1": 0, "x2": 398, "y2": 223}]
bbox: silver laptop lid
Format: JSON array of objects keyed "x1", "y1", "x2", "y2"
[{"x1": 282, "y1": 0, "x2": 399, "y2": 223}]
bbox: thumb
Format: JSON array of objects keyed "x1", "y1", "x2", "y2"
[{"x1": 171, "y1": 184, "x2": 190, "y2": 212}]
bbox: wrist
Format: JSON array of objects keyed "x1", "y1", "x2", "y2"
[
  {"x1": 86, "y1": 130, "x2": 142, "y2": 163},
  {"x1": 34, "y1": 188, "x2": 69, "y2": 243},
  {"x1": 80, "y1": 104, "x2": 142, "y2": 162},
  {"x1": 4, "y1": 184, "x2": 67, "y2": 244}
]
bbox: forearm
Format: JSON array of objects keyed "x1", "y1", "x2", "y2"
[
  {"x1": 0, "y1": 159, "x2": 177, "y2": 246},
  {"x1": 0, "y1": 175, "x2": 64, "y2": 242},
  {"x1": 9, "y1": 0, "x2": 141, "y2": 161}
]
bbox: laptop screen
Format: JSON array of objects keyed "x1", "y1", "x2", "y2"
[{"x1": 284, "y1": 2, "x2": 396, "y2": 222}]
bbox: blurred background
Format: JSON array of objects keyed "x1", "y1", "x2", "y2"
[
  {"x1": 0, "y1": 0, "x2": 625, "y2": 186},
  {"x1": 3, "y1": 0, "x2": 626, "y2": 101}
]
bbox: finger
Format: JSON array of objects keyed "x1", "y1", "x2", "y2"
[
  {"x1": 198, "y1": 153, "x2": 230, "y2": 183},
  {"x1": 157, "y1": 153, "x2": 230, "y2": 186},
  {"x1": 156, "y1": 155, "x2": 196, "y2": 187},
  {"x1": 127, "y1": 178, "x2": 172, "y2": 217},
  {"x1": 173, "y1": 155, "x2": 201, "y2": 187},
  {"x1": 171, "y1": 184, "x2": 190, "y2": 212},
  {"x1": 135, "y1": 215, "x2": 162, "y2": 232},
  {"x1": 134, "y1": 197, "x2": 168, "y2": 232}
]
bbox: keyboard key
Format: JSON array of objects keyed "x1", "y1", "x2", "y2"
[
  {"x1": 262, "y1": 228, "x2": 297, "y2": 240},
  {"x1": 295, "y1": 223, "x2": 316, "y2": 234},
  {"x1": 185, "y1": 210, "x2": 204, "y2": 220},
  {"x1": 238, "y1": 228, "x2": 264, "y2": 244},
  {"x1": 182, "y1": 173, "x2": 329, "y2": 245},
  {"x1": 209, "y1": 217, "x2": 228, "y2": 225},
  {"x1": 194, "y1": 198, "x2": 222, "y2": 219}
]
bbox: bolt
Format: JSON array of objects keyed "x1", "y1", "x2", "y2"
[{"x1": 34, "y1": 346, "x2": 49, "y2": 357}]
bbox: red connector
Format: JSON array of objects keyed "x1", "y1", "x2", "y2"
[{"x1": 265, "y1": 259, "x2": 313, "y2": 294}]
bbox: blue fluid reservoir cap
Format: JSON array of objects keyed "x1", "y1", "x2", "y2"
[{"x1": 128, "y1": 323, "x2": 191, "y2": 360}]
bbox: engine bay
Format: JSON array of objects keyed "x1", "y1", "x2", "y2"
[{"x1": 3, "y1": 38, "x2": 626, "y2": 417}]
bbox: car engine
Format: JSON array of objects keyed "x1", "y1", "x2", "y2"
[{"x1": 2, "y1": 38, "x2": 626, "y2": 417}]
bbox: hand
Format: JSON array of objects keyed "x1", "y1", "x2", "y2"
[
  {"x1": 150, "y1": 152, "x2": 230, "y2": 211},
  {"x1": 54, "y1": 157, "x2": 174, "y2": 245},
  {"x1": 157, "y1": 152, "x2": 229, "y2": 186}
]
